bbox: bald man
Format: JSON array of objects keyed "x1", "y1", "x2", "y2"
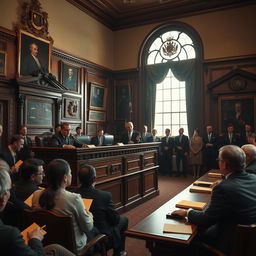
[
  {"x1": 241, "y1": 144, "x2": 256, "y2": 174},
  {"x1": 121, "y1": 122, "x2": 141, "y2": 144}
]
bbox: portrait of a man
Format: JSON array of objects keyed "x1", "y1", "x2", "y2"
[
  {"x1": 90, "y1": 84, "x2": 106, "y2": 110},
  {"x1": 115, "y1": 85, "x2": 132, "y2": 120},
  {"x1": 19, "y1": 30, "x2": 51, "y2": 76},
  {"x1": 62, "y1": 64, "x2": 79, "y2": 91}
]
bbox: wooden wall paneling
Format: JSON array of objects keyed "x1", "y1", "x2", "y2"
[
  {"x1": 143, "y1": 169, "x2": 157, "y2": 196},
  {"x1": 125, "y1": 153, "x2": 142, "y2": 174},
  {"x1": 124, "y1": 174, "x2": 141, "y2": 206}
]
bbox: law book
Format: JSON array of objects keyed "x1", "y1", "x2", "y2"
[
  {"x1": 163, "y1": 223, "x2": 192, "y2": 234},
  {"x1": 175, "y1": 200, "x2": 207, "y2": 210},
  {"x1": 193, "y1": 180, "x2": 215, "y2": 187},
  {"x1": 82, "y1": 198, "x2": 93, "y2": 211},
  {"x1": 208, "y1": 172, "x2": 223, "y2": 178},
  {"x1": 21, "y1": 223, "x2": 47, "y2": 244},
  {"x1": 190, "y1": 185, "x2": 212, "y2": 194}
]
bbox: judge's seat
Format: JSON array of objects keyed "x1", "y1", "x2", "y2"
[{"x1": 23, "y1": 209, "x2": 107, "y2": 256}]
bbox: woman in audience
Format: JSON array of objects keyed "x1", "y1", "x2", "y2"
[
  {"x1": 32, "y1": 159, "x2": 94, "y2": 254},
  {"x1": 190, "y1": 129, "x2": 203, "y2": 178}
]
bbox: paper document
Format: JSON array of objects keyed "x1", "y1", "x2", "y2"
[
  {"x1": 190, "y1": 185, "x2": 212, "y2": 194},
  {"x1": 24, "y1": 193, "x2": 33, "y2": 207},
  {"x1": 208, "y1": 172, "x2": 223, "y2": 178},
  {"x1": 21, "y1": 223, "x2": 47, "y2": 244},
  {"x1": 176, "y1": 200, "x2": 206, "y2": 210},
  {"x1": 193, "y1": 180, "x2": 215, "y2": 187},
  {"x1": 82, "y1": 198, "x2": 93, "y2": 211},
  {"x1": 163, "y1": 223, "x2": 192, "y2": 234},
  {"x1": 14, "y1": 160, "x2": 23, "y2": 168}
]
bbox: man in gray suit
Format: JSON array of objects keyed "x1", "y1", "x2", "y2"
[{"x1": 172, "y1": 145, "x2": 256, "y2": 255}]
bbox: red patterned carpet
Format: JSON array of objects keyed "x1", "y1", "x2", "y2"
[{"x1": 121, "y1": 175, "x2": 195, "y2": 256}]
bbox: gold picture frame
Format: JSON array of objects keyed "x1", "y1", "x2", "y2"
[
  {"x1": 88, "y1": 110, "x2": 106, "y2": 122},
  {"x1": 89, "y1": 83, "x2": 107, "y2": 111},
  {"x1": 0, "y1": 51, "x2": 7, "y2": 77}
]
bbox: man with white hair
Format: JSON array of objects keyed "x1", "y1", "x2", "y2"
[
  {"x1": 241, "y1": 144, "x2": 256, "y2": 174},
  {"x1": 121, "y1": 122, "x2": 141, "y2": 144},
  {"x1": 172, "y1": 145, "x2": 256, "y2": 255}
]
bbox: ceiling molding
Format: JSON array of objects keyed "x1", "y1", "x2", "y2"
[{"x1": 66, "y1": 0, "x2": 255, "y2": 30}]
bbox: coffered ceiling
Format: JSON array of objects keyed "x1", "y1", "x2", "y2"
[{"x1": 66, "y1": 0, "x2": 255, "y2": 30}]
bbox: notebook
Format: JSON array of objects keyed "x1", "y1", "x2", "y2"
[
  {"x1": 190, "y1": 185, "x2": 212, "y2": 194},
  {"x1": 21, "y1": 223, "x2": 47, "y2": 244},
  {"x1": 82, "y1": 198, "x2": 93, "y2": 211},
  {"x1": 163, "y1": 223, "x2": 192, "y2": 234},
  {"x1": 175, "y1": 200, "x2": 207, "y2": 210},
  {"x1": 193, "y1": 180, "x2": 215, "y2": 187},
  {"x1": 208, "y1": 172, "x2": 223, "y2": 178},
  {"x1": 24, "y1": 193, "x2": 33, "y2": 207},
  {"x1": 14, "y1": 160, "x2": 23, "y2": 168}
]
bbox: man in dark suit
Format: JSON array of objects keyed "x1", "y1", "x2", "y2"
[
  {"x1": 0, "y1": 169, "x2": 77, "y2": 256},
  {"x1": 174, "y1": 128, "x2": 189, "y2": 177},
  {"x1": 202, "y1": 125, "x2": 218, "y2": 171},
  {"x1": 75, "y1": 164, "x2": 128, "y2": 256},
  {"x1": 51, "y1": 123, "x2": 83, "y2": 148},
  {"x1": 218, "y1": 124, "x2": 241, "y2": 148},
  {"x1": 141, "y1": 125, "x2": 151, "y2": 143},
  {"x1": 0, "y1": 135, "x2": 24, "y2": 183},
  {"x1": 148, "y1": 128, "x2": 161, "y2": 142},
  {"x1": 241, "y1": 144, "x2": 256, "y2": 174},
  {"x1": 91, "y1": 129, "x2": 105, "y2": 146},
  {"x1": 159, "y1": 128, "x2": 174, "y2": 176},
  {"x1": 19, "y1": 125, "x2": 33, "y2": 161},
  {"x1": 121, "y1": 122, "x2": 141, "y2": 144},
  {"x1": 172, "y1": 145, "x2": 256, "y2": 255}
]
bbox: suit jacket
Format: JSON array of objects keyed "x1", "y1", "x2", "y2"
[
  {"x1": 188, "y1": 170, "x2": 256, "y2": 254},
  {"x1": 20, "y1": 136, "x2": 33, "y2": 161},
  {"x1": 141, "y1": 132, "x2": 151, "y2": 143},
  {"x1": 174, "y1": 134, "x2": 189, "y2": 154},
  {"x1": 202, "y1": 132, "x2": 218, "y2": 150},
  {"x1": 51, "y1": 132, "x2": 83, "y2": 147},
  {"x1": 147, "y1": 135, "x2": 161, "y2": 142},
  {"x1": 91, "y1": 136, "x2": 106, "y2": 146},
  {"x1": 246, "y1": 159, "x2": 256, "y2": 174},
  {"x1": 121, "y1": 130, "x2": 141, "y2": 144},
  {"x1": 218, "y1": 132, "x2": 241, "y2": 148},
  {"x1": 21, "y1": 54, "x2": 42, "y2": 76},
  {"x1": 0, "y1": 219, "x2": 45, "y2": 255},
  {"x1": 13, "y1": 180, "x2": 39, "y2": 201},
  {"x1": 160, "y1": 136, "x2": 174, "y2": 154}
]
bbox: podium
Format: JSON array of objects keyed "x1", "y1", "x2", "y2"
[{"x1": 32, "y1": 142, "x2": 160, "y2": 212}]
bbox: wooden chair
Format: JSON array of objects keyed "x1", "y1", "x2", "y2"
[
  {"x1": 23, "y1": 209, "x2": 107, "y2": 256},
  {"x1": 195, "y1": 224, "x2": 256, "y2": 256}
]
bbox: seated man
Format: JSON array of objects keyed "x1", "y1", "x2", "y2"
[
  {"x1": 0, "y1": 168, "x2": 76, "y2": 256},
  {"x1": 13, "y1": 158, "x2": 45, "y2": 201},
  {"x1": 18, "y1": 125, "x2": 33, "y2": 161},
  {"x1": 91, "y1": 129, "x2": 105, "y2": 146},
  {"x1": 121, "y1": 122, "x2": 140, "y2": 144},
  {"x1": 75, "y1": 164, "x2": 128, "y2": 256},
  {"x1": 172, "y1": 145, "x2": 256, "y2": 255},
  {"x1": 241, "y1": 144, "x2": 256, "y2": 174},
  {"x1": 0, "y1": 135, "x2": 24, "y2": 183},
  {"x1": 51, "y1": 123, "x2": 83, "y2": 148},
  {"x1": 74, "y1": 126, "x2": 83, "y2": 137}
]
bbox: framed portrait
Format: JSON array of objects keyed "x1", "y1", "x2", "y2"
[
  {"x1": 59, "y1": 61, "x2": 80, "y2": 92},
  {"x1": 88, "y1": 110, "x2": 106, "y2": 122},
  {"x1": 18, "y1": 29, "x2": 52, "y2": 76},
  {"x1": 63, "y1": 97, "x2": 81, "y2": 119},
  {"x1": 89, "y1": 83, "x2": 107, "y2": 110},
  {"x1": 0, "y1": 51, "x2": 7, "y2": 76},
  {"x1": 114, "y1": 84, "x2": 132, "y2": 120},
  {"x1": 218, "y1": 95, "x2": 255, "y2": 133},
  {"x1": 25, "y1": 97, "x2": 54, "y2": 127}
]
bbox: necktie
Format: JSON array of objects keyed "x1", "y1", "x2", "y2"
[
  {"x1": 229, "y1": 133, "x2": 232, "y2": 143},
  {"x1": 128, "y1": 132, "x2": 132, "y2": 140},
  {"x1": 179, "y1": 135, "x2": 182, "y2": 143},
  {"x1": 208, "y1": 133, "x2": 211, "y2": 142}
]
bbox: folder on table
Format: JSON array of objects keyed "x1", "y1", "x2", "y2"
[
  {"x1": 163, "y1": 223, "x2": 192, "y2": 234},
  {"x1": 193, "y1": 180, "x2": 215, "y2": 187},
  {"x1": 175, "y1": 200, "x2": 207, "y2": 210},
  {"x1": 82, "y1": 198, "x2": 93, "y2": 211},
  {"x1": 24, "y1": 193, "x2": 33, "y2": 207},
  {"x1": 208, "y1": 172, "x2": 223, "y2": 178},
  {"x1": 190, "y1": 185, "x2": 212, "y2": 194},
  {"x1": 21, "y1": 222, "x2": 47, "y2": 244}
]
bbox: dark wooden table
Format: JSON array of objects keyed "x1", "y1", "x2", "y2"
[{"x1": 125, "y1": 171, "x2": 222, "y2": 256}]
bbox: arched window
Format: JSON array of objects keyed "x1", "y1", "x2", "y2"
[{"x1": 140, "y1": 23, "x2": 202, "y2": 137}]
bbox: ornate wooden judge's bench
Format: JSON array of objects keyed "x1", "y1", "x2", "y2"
[{"x1": 33, "y1": 142, "x2": 160, "y2": 212}]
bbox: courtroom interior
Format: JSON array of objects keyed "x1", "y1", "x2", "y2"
[{"x1": 0, "y1": 0, "x2": 256, "y2": 256}]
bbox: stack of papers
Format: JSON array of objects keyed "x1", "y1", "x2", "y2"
[
  {"x1": 163, "y1": 223, "x2": 192, "y2": 234},
  {"x1": 208, "y1": 172, "x2": 223, "y2": 178},
  {"x1": 193, "y1": 180, "x2": 215, "y2": 187},
  {"x1": 175, "y1": 200, "x2": 207, "y2": 210},
  {"x1": 190, "y1": 185, "x2": 212, "y2": 194}
]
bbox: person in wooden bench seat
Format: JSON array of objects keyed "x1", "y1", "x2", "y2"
[{"x1": 75, "y1": 164, "x2": 128, "y2": 256}]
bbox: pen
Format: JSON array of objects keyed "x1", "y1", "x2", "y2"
[{"x1": 40, "y1": 225, "x2": 46, "y2": 230}]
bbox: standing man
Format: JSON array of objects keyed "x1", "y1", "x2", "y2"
[
  {"x1": 51, "y1": 123, "x2": 83, "y2": 148},
  {"x1": 148, "y1": 128, "x2": 161, "y2": 142},
  {"x1": 18, "y1": 125, "x2": 33, "y2": 161},
  {"x1": 172, "y1": 145, "x2": 256, "y2": 255},
  {"x1": 159, "y1": 128, "x2": 174, "y2": 176},
  {"x1": 141, "y1": 125, "x2": 151, "y2": 143},
  {"x1": 202, "y1": 125, "x2": 218, "y2": 171},
  {"x1": 218, "y1": 124, "x2": 241, "y2": 148},
  {"x1": 0, "y1": 135, "x2": 24, "y2": 183},
  {"x1": 121, "y1": 122, "x2": 141, "y2": 144},
  {"x1": 174, "y1": 128, "x2": 189, "y2": 177},
  {"x1": 91, "y1": 129, "x2": 105, "y2": 146}
]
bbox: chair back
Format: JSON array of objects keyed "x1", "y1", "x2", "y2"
[
  {"x1": 23, "y1": 209, "x2": 77, "y2": 254},
  {"x1": 35, "y1": 132, "x2": 53, "y2": 147},
  {"x1": 76, "y1": 135, "x2": 91, "y2": 144},
  {"x1": 231, "y1": 224, "x2": 256, "y2": 256},
  {"x1": 103, "y1": 134, "x2": 114, "y2": 146}
]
